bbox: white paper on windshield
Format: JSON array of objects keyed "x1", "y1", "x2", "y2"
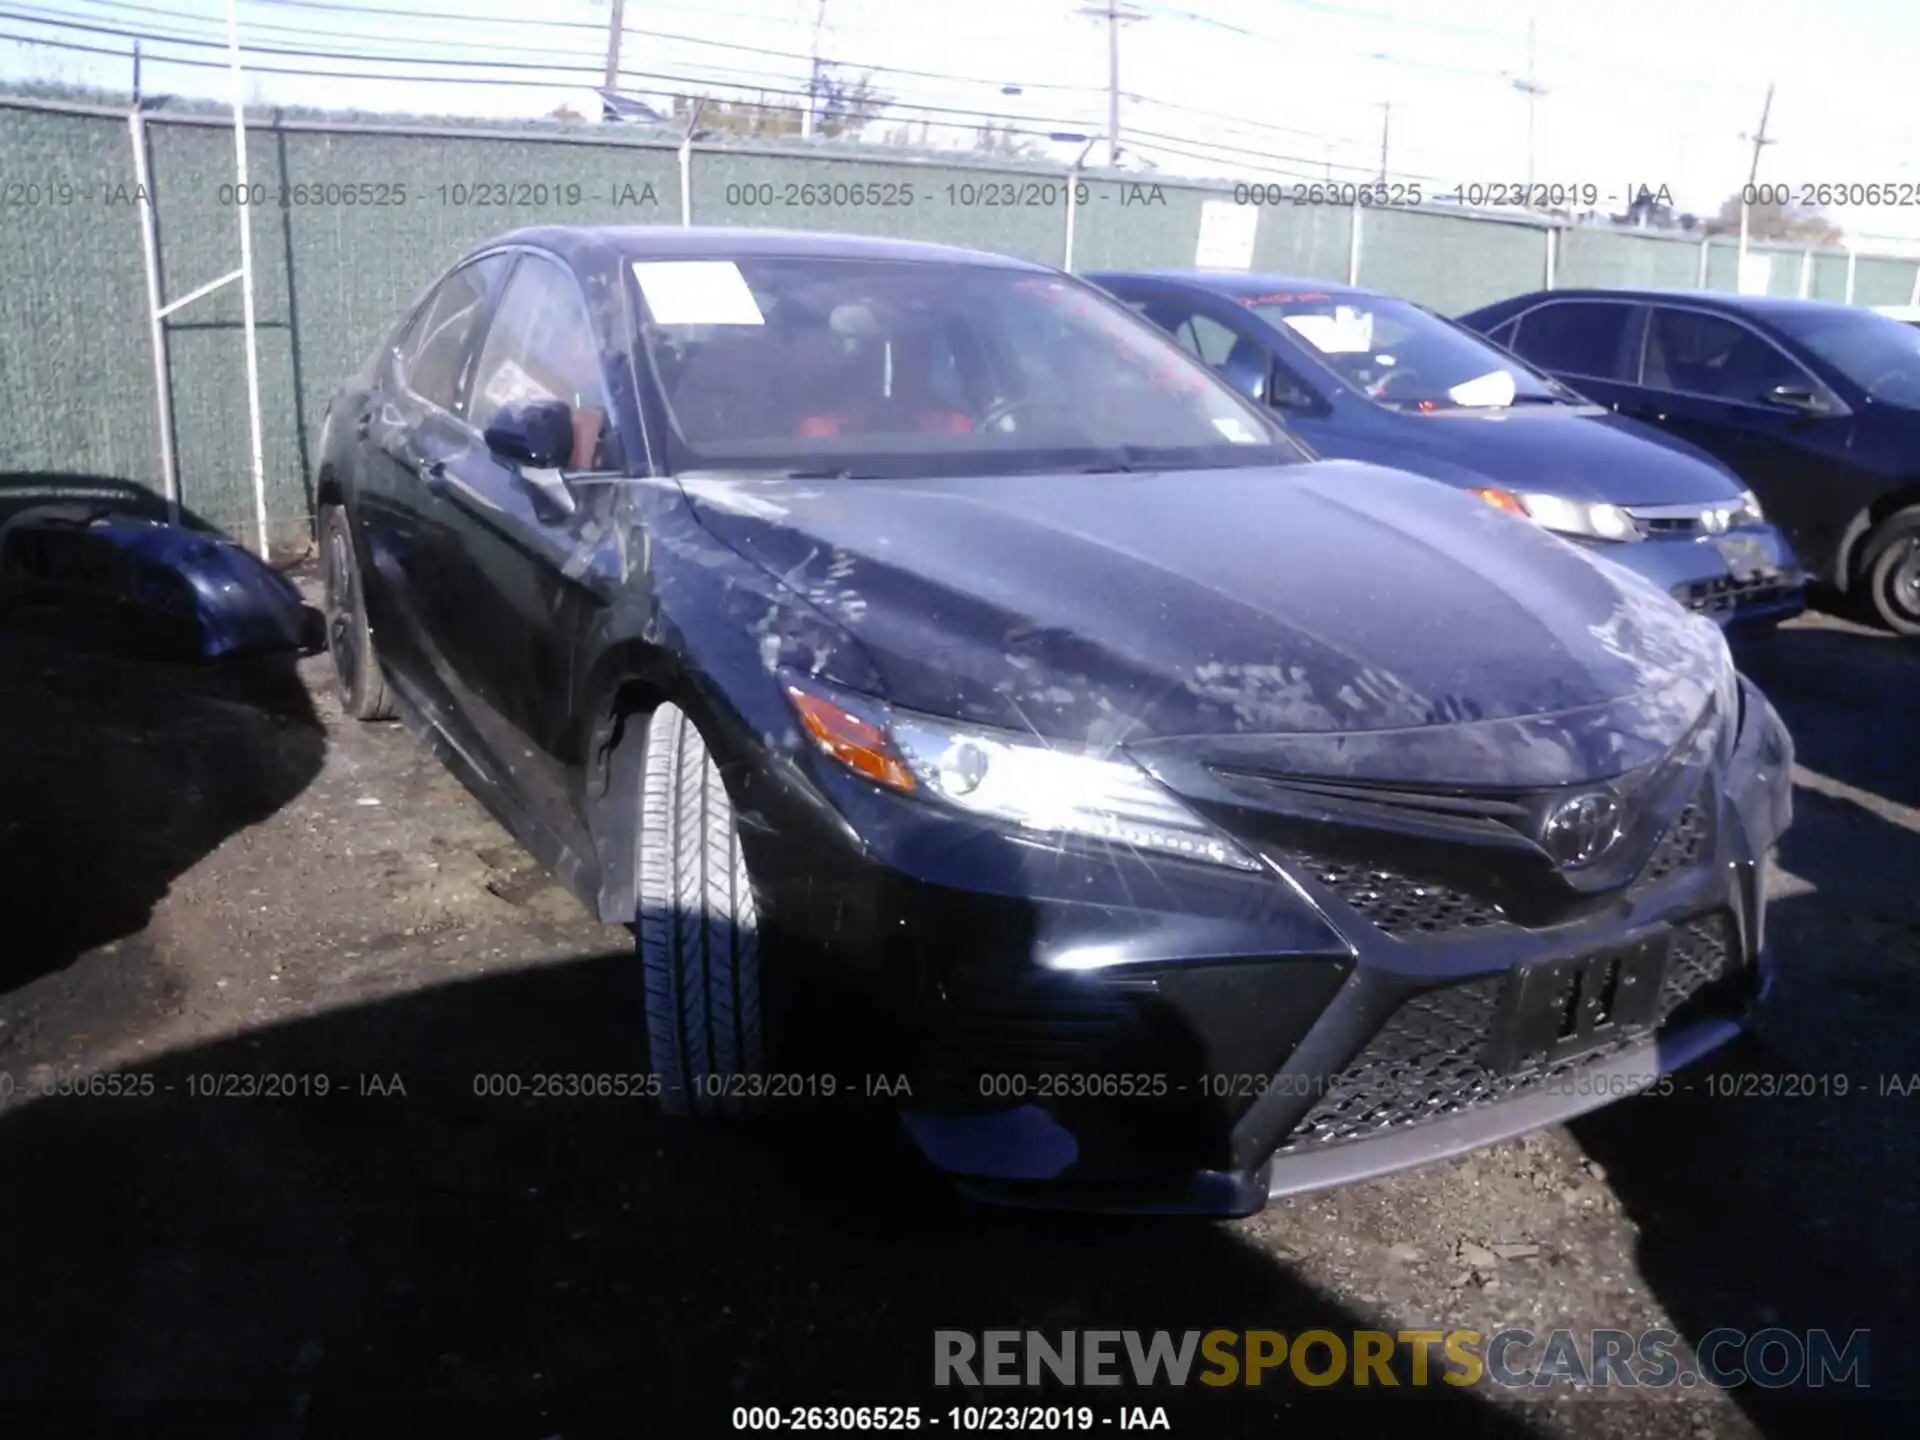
[
  {"x1": 1447, "y1": 369, "x2": 1518, "y2": 407},
  {"x1": 1282, "y1": 306, "x2": 1373, "y2": 354},
  {"x1": 631, "y1": 260, "x2": 765, "y2": 325},
  {"x1": 1194, "y1": 199, "x2": 1258, "y2": 270},
  {"x1": 1212, "y1": 415, "x2": 1261, "y2": 443}
]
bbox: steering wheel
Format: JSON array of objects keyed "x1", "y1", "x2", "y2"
[
  {"x1": 978, "y1": 396, "x2": 1067, "y2": 434},
  {"x1": 1369, "y1": 367, "x2": 1427, "y2": 401}
]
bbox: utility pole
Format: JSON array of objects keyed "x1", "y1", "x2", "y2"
[
  {"x1": 1510, "y1": 15, "x2": 1548, "y2": 191},
  {"x1": 1742, "y1": 82, "x2": 1778, "y2": 186},
  {"x1": 1375, "y1": 101, "x2": 1390, "y2": 184},
  {"x1": 602, "y1": 0, "x2": 625, "y2": 90},
  {"x1": 802, "y1": 0, "x2": 827, "y2": 139},
  {"x1": 1078, "y1": 1, "x2": 1144, "y2": 168}
]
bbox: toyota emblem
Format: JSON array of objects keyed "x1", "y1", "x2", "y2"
[{"x1": 1540, "y1": 790, "x2": 1624, "y2": 869}]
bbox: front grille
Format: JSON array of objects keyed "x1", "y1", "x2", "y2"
[
  {"x1": 1638, "y1": 798, "x2": 1710, "y2": 886},
  {"x1": 1274, "y1": 912, "x2": 1741, "y2": 1153},
  {"x1": 1673, "y1": 573, "x2": 1797, "y2": 616},
  {"x1": 1277, "y1": 851, "x2": 1507, "y2": 939}
]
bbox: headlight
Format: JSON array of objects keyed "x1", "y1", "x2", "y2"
[
  {"x1": 785, "y1": 681, "x2": 1262, "y2": 871},
  {"x1": 1733, "y1": 489, "x2": 1765, "y2": 524},
  {"x1": 1471, "y1": 486, "x2": 1642, "y2": 542}
]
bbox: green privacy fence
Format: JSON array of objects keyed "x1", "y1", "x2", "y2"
[{"x1": 3, "y1": 89, "x2": 1917, "y2": 553}]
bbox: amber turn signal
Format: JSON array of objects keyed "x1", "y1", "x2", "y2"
[{"x1": 786, "y1": 685, "x2": 917, "y2": 793}]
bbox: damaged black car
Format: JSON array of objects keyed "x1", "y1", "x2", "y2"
[{"x1": 317, "y1": 226, "x2": 1794, "y2": 1216}]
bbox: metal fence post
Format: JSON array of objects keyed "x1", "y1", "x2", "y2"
[
  {"x1": 1845, "y1": 246, "x2": 1857, "y2": 304},
  {"x1": 1800, "y1": 248, "x2": 1813, "y2": 298},
  {"x1": 1063, "y1": 139, "x2": 1095, "y2": 273},
  {"x1": 1346, "y1": 198, "x2": 1362, "y2": 284},
  {"x1": 678, "y1": 101, "x2": 700, "y2": 226},
  {"x1": 224, "y1": 0, "x2": 270, "y2": 559},
  {"x1": 1543, "y1": 224, "x2": 1557, "y2": 289},
  {"x1": 1697, "y1": 238, "x2": 1710, "y2": 287},
  {"x1": 127, "y1": 104, "x2": 178, "y2": 526}
]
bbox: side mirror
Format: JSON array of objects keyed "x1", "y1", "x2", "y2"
[
  {"x1": 484, "y1": 398, "x2": 574, "y2": 469},
  {"x1": 1762, "y1": 382, "x2": 1829, "y2": 415},
  {"x1": 484, "y1": 398, "x2": 578, "y2": 517},
  {"x1": 1217, "y1": 349, "x2": 1269, "y2": 405}
]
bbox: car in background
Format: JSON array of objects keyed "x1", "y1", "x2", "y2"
[
  {"x1": 1459, "y1": 288, "x2": 1920, "y2": 635},
  {"x1": 1090, "y1": 270, "x2": 1806, "y2": 635},
  {"x1": 317, "y1": 227, "x2": 1793, "y2": 1216}
]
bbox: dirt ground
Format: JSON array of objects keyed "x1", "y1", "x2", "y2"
[{"x1": 0, "y1": 585, "x2": 1914, "y2": 1438}]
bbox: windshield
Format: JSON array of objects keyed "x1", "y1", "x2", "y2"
[
  {"x1": 1768, "y1": 307, "x2": 1920, "y2": 408},
  {"x1": 1245, "y1": 291, "x2": 1569, "y2": 410},
  {"x1": 630, "y1": 256, "x2": 1303, "y2": 476}
]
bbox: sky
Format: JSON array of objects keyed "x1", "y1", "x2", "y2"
[{"x1": 7, "y1": 0, "x2": 1920, "y2": 246}]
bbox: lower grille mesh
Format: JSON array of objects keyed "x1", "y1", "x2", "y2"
[
  {"x1": 1275, "y1": 912, "x2": 1741, "y2": 1154},
  {"x1": 1637, "y1": 799, "x2": 1710, "y2": 886}
]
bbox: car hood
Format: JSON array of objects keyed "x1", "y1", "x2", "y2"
[
  {"x1": 1312, "y1": 404, "x2": 1746, "y2": 505},
  {"x1": 679, "y1": 460, "x2": 1727, "y2": 786}
]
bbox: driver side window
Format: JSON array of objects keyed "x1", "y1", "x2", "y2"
[{"x1": 467, "y1": 255, "x2": 621, "y2": 470}]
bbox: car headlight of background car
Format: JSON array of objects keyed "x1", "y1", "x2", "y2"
[
  {"x1": 1471, "y1": 486, "x2": 1641, "y2": 542},
  {"x1": 784, "y1": 679, "x2": 1262, "y2": 871}
]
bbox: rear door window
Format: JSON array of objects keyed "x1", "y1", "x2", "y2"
[{"x1": 1509, "y1": 302, "x2": 1635, "y2": 380}]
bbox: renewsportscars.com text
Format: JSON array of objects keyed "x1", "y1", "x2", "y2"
[{"x1": 933, "y1": 1328, "x2": 1871, "y2": 1392}]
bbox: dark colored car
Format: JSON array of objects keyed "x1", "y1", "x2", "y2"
[
  {"x1": 317, "y1": 226, "x2": 1793, "y2": 1216},
  {"x1": 1458, "y1": 288, "x2": 1920, "y2": 635},
  {"x1": 1089, "y1": 271, "x2": 1806, "y2": 633}
]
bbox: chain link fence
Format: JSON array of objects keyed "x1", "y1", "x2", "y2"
[{"x1": 4, "y1": 89, "x2": 1917, "y2": 554}]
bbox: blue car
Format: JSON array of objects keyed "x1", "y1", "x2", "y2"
[{"x1": 1089, "y1": 270, "x2": 1807, "y2": 633}]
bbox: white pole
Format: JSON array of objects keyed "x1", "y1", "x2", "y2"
[
  {"x1": 1063, "y1": 139, "x2": 1094, "y2": 272},
  {"x1": 1543, "y1": 225, "x2": 1557, "y2": 289},
  {"x1": 1063, "y1": 176, "x2": 1078, "y2": 271},
  {"x1": 1697, "y1": 237, "x2": 1710, "y2": 287},
  {"x1": 1845, "y1": 245, "x2": 1857, "y2": 305},
  {"x1": 128, "y1": 106, "x2": 179, "y2": 525},
  {"x1": 1346, "y1": 198, "x2": 1362, "y2": 284},
  {"x1": 1737, "y1": 196, "x2": 1750, "y2": 292},
  {"x1": 679, "y1": 100, "x2": 701, "y2": 226},
  {"x1": 226, "y1": 0, "x2": 270, "y2": 560},
  {"x1": 1799, "y1": 248, "x2": 1813, "y2": 298}
]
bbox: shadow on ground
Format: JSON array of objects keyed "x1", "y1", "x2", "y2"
[
  {"x1": 1574, "y1": 623, "x2": 1920, "y2": 1437},
  {"x1": 0, "y1": 953, "x2": 1554, "y2": 1437}
]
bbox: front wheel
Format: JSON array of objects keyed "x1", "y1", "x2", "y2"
[
  {"x1": 636, "y1": 703, "x2": 765, "y2": 1119},
  {"x1": 1860, "y1": 506, "x2": 1920, "y2": 636}
]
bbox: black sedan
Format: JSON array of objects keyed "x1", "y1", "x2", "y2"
[
  {"x1": 1459, "y1": 288, "x2": 1920, "y2": 634},
  {"x1": 318, "y1": 226, "x2": 1794, "y2": 1216}
]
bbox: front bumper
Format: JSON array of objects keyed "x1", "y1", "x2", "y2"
[
  {"x1": 1584, "y1": 523, "x2": 1806, "y2": 632},
  {"x1": 745, "y1": 677, "x2": 1794, "y2": 1217}
]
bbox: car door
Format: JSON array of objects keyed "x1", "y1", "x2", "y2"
[
  {"x1": 353, "y1": 252, "x2": 511, "y2": 714},
  {"x1": 1633, "y1": 305, "x2": 1856, "y2": 562},
  {"x1": 1500, "y1": 298, "x2": 1645, "y2": 409},
  {"x1": 426, "y1": 250, "x2": 629, "y2": 841}
]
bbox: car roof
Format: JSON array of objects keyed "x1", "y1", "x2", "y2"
[
  {"x1": 477, "y1": 224, "x2": 1048, "y2": 272},
  {"x1": 1471, "y1": 287, "x2": 1874, "y2": 323},
  {"x1": 1087, "y1": 269, "x2": 1378, "y2": 302}
]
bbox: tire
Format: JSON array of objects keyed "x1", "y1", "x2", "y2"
[
  {"x1": 637, "y1": 703, "x2": 765, "y2": 1119},
  {"x1": 320, "y1": 504, "x2": 393, "y2": 720},
  {"x1": 1860, "y1": 506, "x2": 1920, "y2": 636}
]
